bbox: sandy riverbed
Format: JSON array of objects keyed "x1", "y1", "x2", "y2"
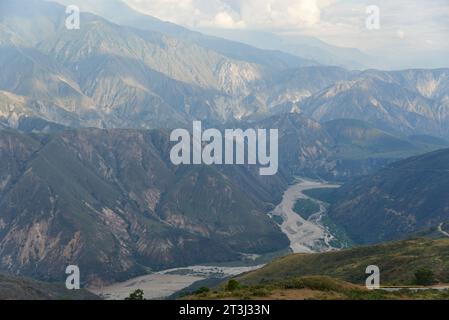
[
  {"x1": 92, "y1": 178, "x2": 339, "y2": 300},
  {"x1": 270, "y1": 178, "x2": 340, "y2": 253},
  {"x1": 91, "y1": 265, "x2": 262, "y2": 300}
]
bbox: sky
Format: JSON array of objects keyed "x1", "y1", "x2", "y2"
[{"x1": 123, "y1": 0, "x2": 449, "y2": 68}]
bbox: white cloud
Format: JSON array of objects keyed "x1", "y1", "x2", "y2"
[
  {"x1": 396, "y1": 29, "x2": 405, "y2": 39},
  {"x1": 208, "y1": 11, "x2": 246, "y2": 29},
  {"x1": 124, "y1": 0, "x2": 449, "y2": 64},
  {"x1": 124, "y1": 0, "x2": 334, "y2": 30}
]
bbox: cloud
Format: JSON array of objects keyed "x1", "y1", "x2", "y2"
[
  {"x1": 208, "y1": 11, "x2": 246, "y2": 29},
  {"x1": 396, "y1": 30, "x2": 405, "y2": 39},
  {"x1": 124, "y1": 0, "x2": 333, "y2": 30},
  {"x1": 124, "y1": 0, "x2": 449, "y2": 62}
]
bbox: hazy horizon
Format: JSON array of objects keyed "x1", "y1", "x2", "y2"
[{"x1": 122, "y1": 0, "x2": 449, "y2": 70}]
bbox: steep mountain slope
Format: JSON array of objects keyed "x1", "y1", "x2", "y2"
[
  {"x1": 52, "y1": 0, "x2": 316, "y2": 71},
  {"x1": 1, "y1": 0, "x2": 310, "y2": 128},
  {"x1": 0, "y1": 44, "x2": 96, "y2": 128},
  {"x1": 324, "y1": 119, "x2": 448, "y2": 159},
  {"x1": 0, "y1": 90, "x2": 84, "y2": 129},
  {"x1": 0, "y1": 118, "x2": 447, "y2": 285},
  {"x1": 328, "y1": 148, "x2": 449, "y2": 244},
  {"x1": 0, "y1": 272, "x2": 99, "y2": 300},
  {"x1": 250, "y1": 66, "x2": 354, "y2": 113},
  {"x1": 0, "y1": 128, "x2": 290, "y2": 285},
  {"x1": 38, "y1": 18, "x2": 261, "y2": 96},
  {"x1": 197, "y1": 28, "x2": 375, "y2": 70},
  {"x1": 254, "y1": 113, "x2": 334, "y2": 178},
  {"x1": 0, "y1": 45, "x2": 91, "y2": 108},
  {"x1": 301, "y1": 69, "x2": 449, "y2": 138},
  {"x1": 256, "y1": 115, "x2": 447, "y2": 181}
]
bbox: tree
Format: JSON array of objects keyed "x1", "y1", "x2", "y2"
[
  {"x1": 414, "y1": 268, "x2": 435, "y2": 286},
  {"x1": 125, "y1": 289, "x2": 145, "y2": 300},
  {"x1": 225, "y1": 279, "x2": 240, "y2": 291}
]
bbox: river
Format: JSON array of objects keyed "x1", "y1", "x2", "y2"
[
  {"x1": 92, "y1": 178, "x2": 340, "y2": 299},
  {"x1": 270, "y1": 178, "x2": 341, "y2": 253},
  {"x1": 91, "y1": 265, "x2": 262, "y2": 300}
]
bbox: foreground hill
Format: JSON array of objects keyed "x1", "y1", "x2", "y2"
[
  {"x1": 237, "y1": 238, "x2": 449, "y2": 286},
  {"x1": 328, "y1": 148, "x2": 449, "y2": 243},
  {"x1": 0, "y1": 273, "x2": 99, "y2": 300},
  {"x1": 186, "y1": 238, "x2": 449, "y2": 300}
]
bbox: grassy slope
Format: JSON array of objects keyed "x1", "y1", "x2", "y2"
[
  {"x1": 186, "y1": 275, "x2": 449, "y2": 300},
  {"x1": 186, "y1": 238, "x2": 449, "y2": 300},
  {"x1": 237, "y1": 238, "x2": 449, "y2": 286},
  {"x1": 0, "y1": 273, "x2": 99, "y2": 300}
]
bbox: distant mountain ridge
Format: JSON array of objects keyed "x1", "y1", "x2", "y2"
[
  {"x1": 301, "y1": 69, "x2": 449, "y2": 137},
  {"x1": 1, "y1": 0, "x2": 449, "y2": 140}
]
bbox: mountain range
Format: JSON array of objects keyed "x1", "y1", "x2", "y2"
[
  {"x1": 0, "y1": 127, "x2": 292, "y2": 285},
  {"x1": 2, "y1": 112, "x2": 448, "y2": 285},
  {"x1": 1, "y1": 0, "x2": 449, "y2": 292},
  {"x1": 1, "y1": 0, "x2": 449, "y2": 140}
]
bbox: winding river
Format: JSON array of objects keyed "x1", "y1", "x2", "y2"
[
  {"x1": 92, "y1": 178, "x2": 341, "y2": 299},
  {"x1": 270, "y1": 178, "x2": 341, "y2": 253}
]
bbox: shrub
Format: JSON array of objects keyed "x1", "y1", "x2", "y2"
[
  {"x1": 414, "y1": 268, "x2": 435, "y2": 286},
  {"x1": 226, "y1": 279, "x2": 240, "y2": 291},
  {"x1": 125, "y1": 289, "x2": 145, "y2": 300}
]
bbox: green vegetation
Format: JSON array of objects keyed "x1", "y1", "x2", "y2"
[
  {"x1": 328, "y1": 148, "x2": 449, "y2": 244},
  {"x1": 186, "y1": 238, "x2": 449, "y2": 300},
  {"x1": 235, "y1": 238, "x2": 449, "y2": 287},
  {"x1": 225, "y1": 280, "x2": 241, "y2": 291},
  {"x1": 125, "y1": 289, "x2": 145, "y2": 300},
  {"x1": 0, "y1": 273, "x2": 99, "y2": 300},
  {"x1": 323, "y1": 119, "x2": 444, "y2": 161},
  {"x1": 293, "y1": 199, "x2": 320, "y2": 220},
  {"x1": 303, "y1": 188, "x2": 338, "y2": 204},
  {"x1": 0, "y1": 129, "x2": 289, "y2": 285},
  {"x1": 415, "y1": 268, "x2": 436, "y2": 286},
  {"x1": 186, "y1": 275, "x2": 449, "y2": 300},
  {"x1": 320, "y1": 214, "x2": 354, "y2": 248},
  {"x1": 271, "y1": 215, "x2": 284, "y2": 225}
]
